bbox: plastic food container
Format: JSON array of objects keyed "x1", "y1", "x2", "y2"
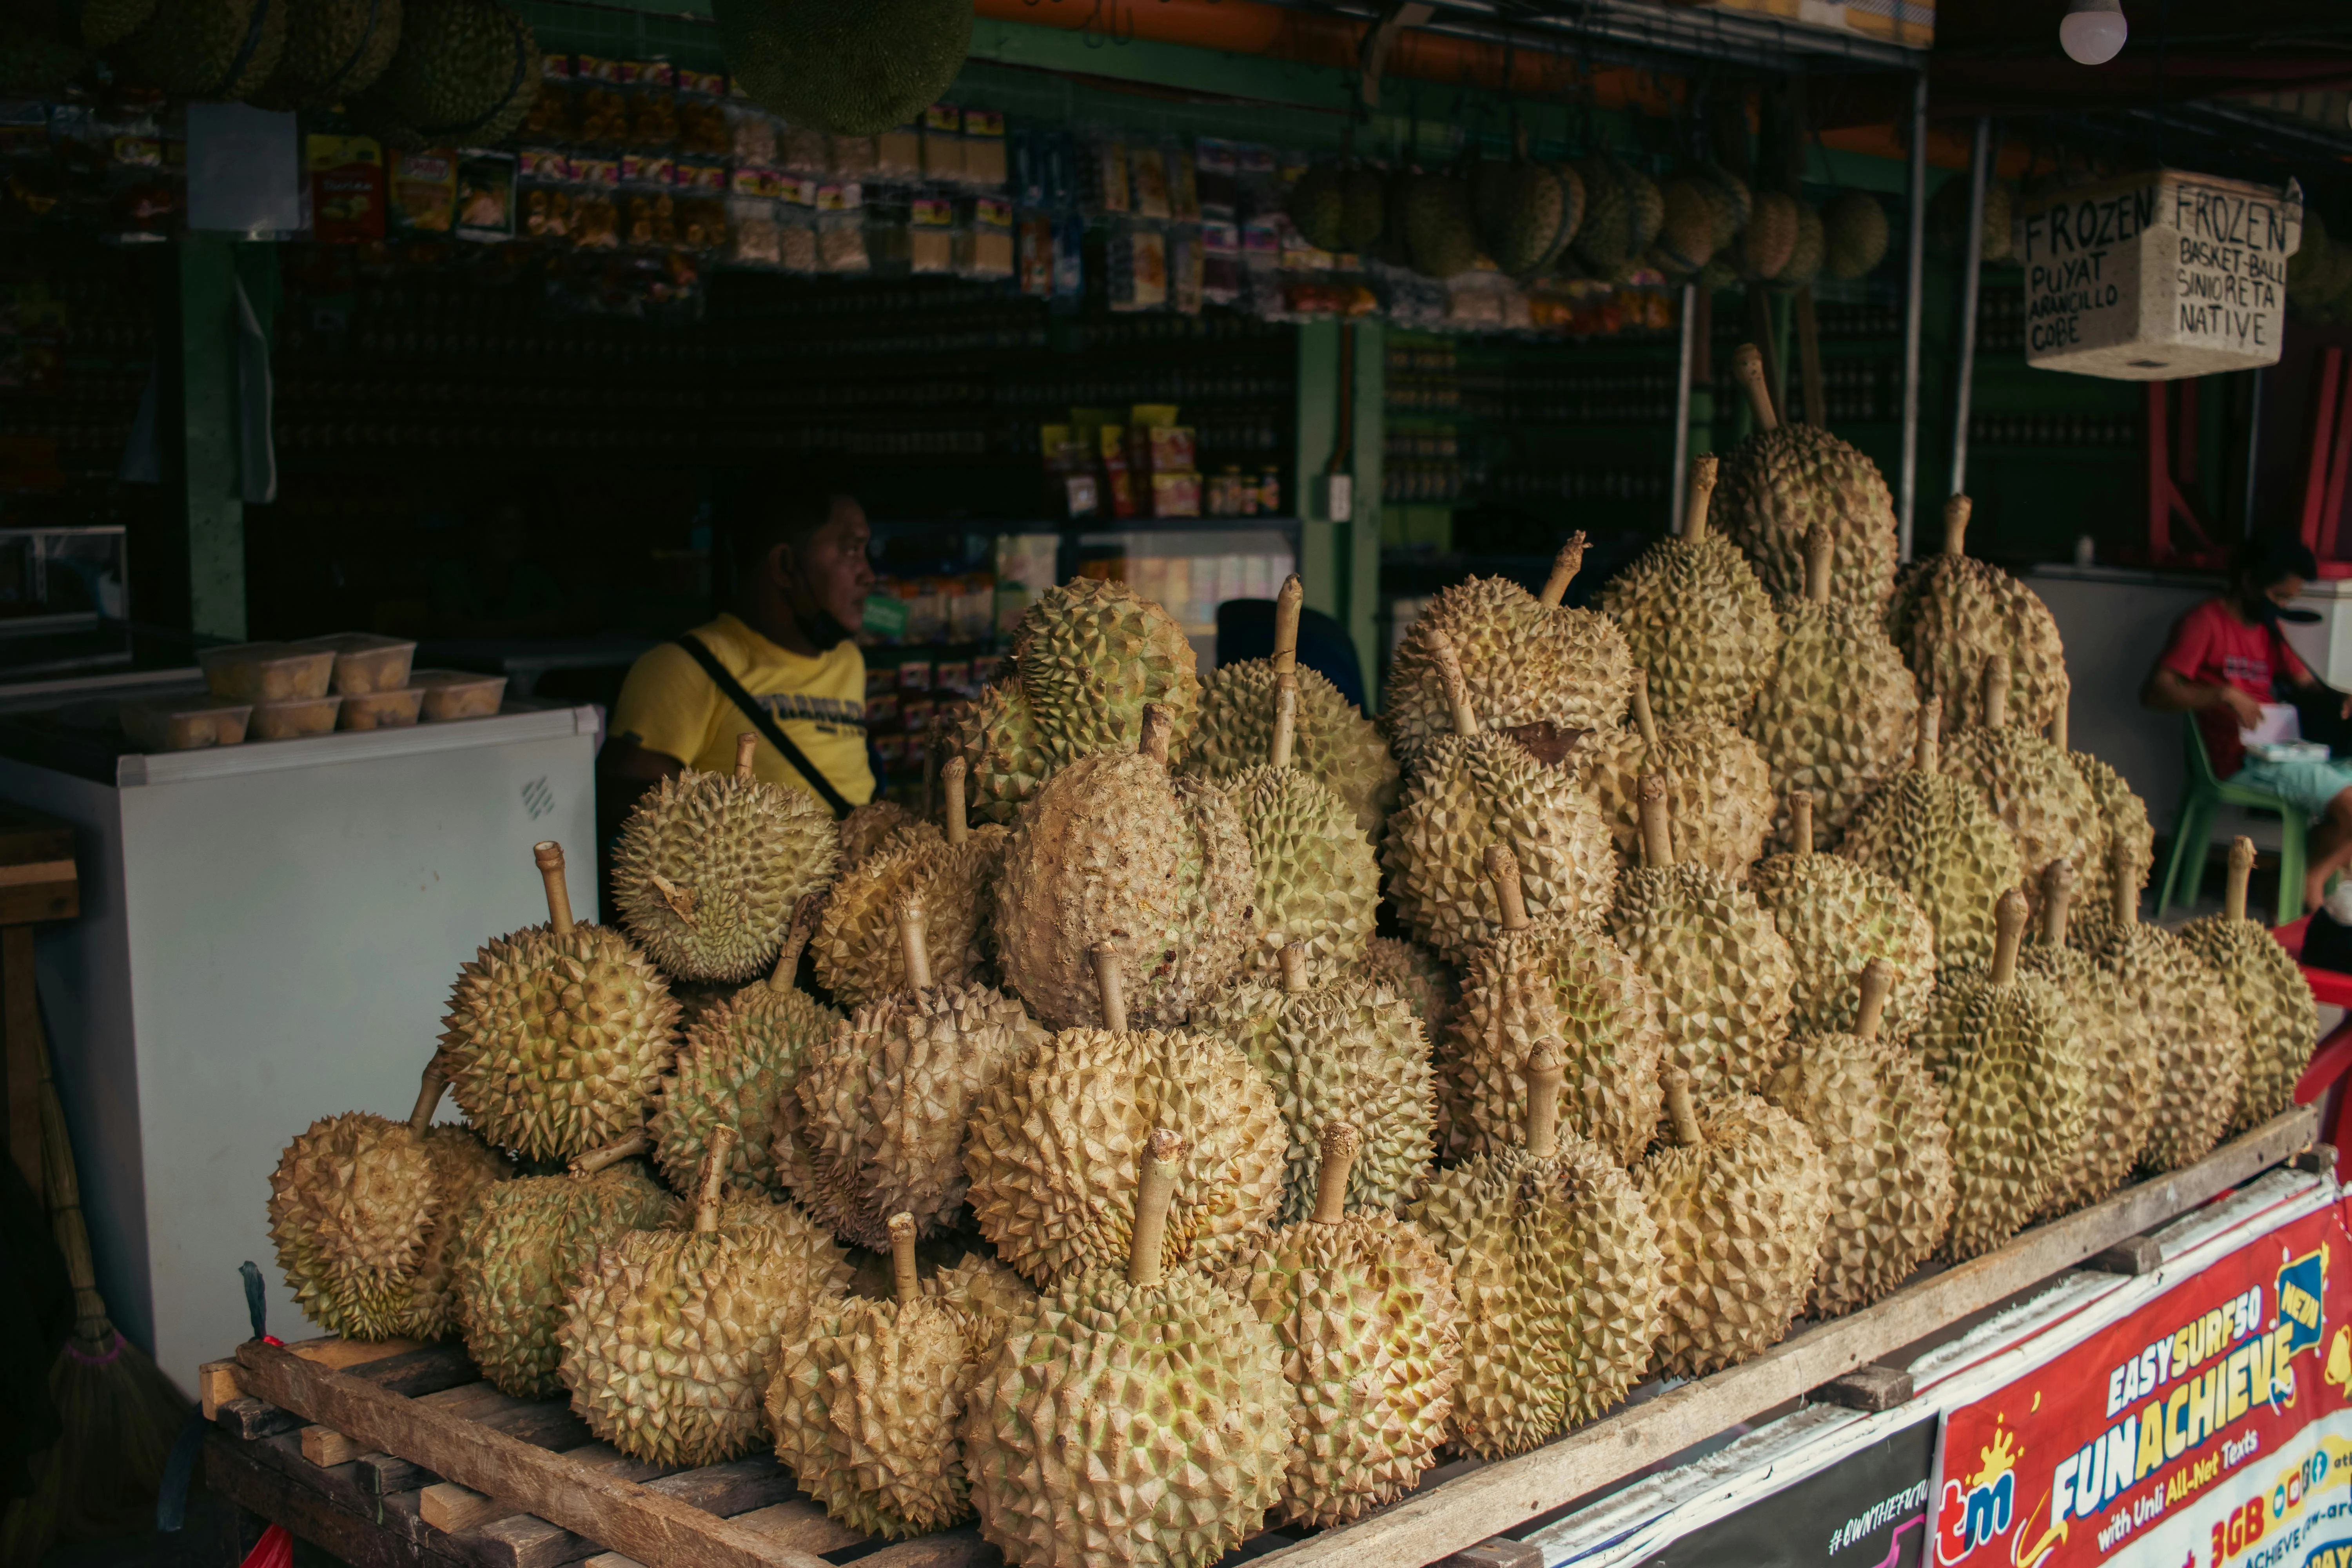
[
  {"x1": 339, "y1": 688, "x2": 424, "y2": 731},
  {"x1": 200, "y1": 642, "x2": 335, "y2": 702},
  {"x1": 413, "y1": 670, "x2": 508, "y2": 722},
  {"x1": 249, "y1": 693, "x2": 343, "y2": 741},
  {"x1": 301, "y1": 633, "x2": 417, "y2": 696},
  {"x1": 119, "y1": 695, "x2": 252, "y2": 751}
]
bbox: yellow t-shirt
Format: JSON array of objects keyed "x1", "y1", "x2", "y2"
[{"x1": 611, "y1": 613, "x2": 874, "y2": 807}]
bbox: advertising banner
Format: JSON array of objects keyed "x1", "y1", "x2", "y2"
[{"x1": 1640, "y1": 1415, "x2": 1938, "y2": 1568}]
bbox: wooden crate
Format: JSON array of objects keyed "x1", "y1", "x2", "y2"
[{"x1": 205, "y1": 1105, "x2": 2320, "y2": 1568}]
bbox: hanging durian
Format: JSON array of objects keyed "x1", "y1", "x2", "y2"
[
  {"x1": 1763, "y1": 960, "x2": 1953, "y2": 1314},
  {"x1": 1354, "y1": 935, "x2": 1458, "y2": 1044},
  {"x1": 2020, "y1": 861, "x2": 2152, "y2": 1216},
  {"x1": 1599, "y1": 455, "x2": 1784, "y2": 726},
  {"x1": 1751, "y1": 791, "x2": 1937, "y2": 1039},
  {"x1": 777, "y1": 898, "x2": 1045, "y2": 1250},
  {"x1": 558, "y1": 1129, "x2": 853, "y2": 1466},
  {"x1": 1638, "y1": 1071, "x2": 1829, "y2": 1377},
  {"x1": 961, "y1": 1129, "x2": 1292, "y2": 1568},
  {"x1": 442, "y1": 842, "x2": 678, "y2": 1162},
  {"x1": 1223, "y1": 675, "x2": 1379, "y2": 975},
  {"x1": 1886, "y1": 495, "x2": 2070, "y2": 735},
  {"x1": 1836, "y1": 705, "x2": 2026, "y2": 969},
  {"x1": 1187, "y1": 574, "x2": 1400, "y2": 834},
  {"x1": 1915, "y1": 890, "x2": 2088, "y2": 1259},
  {"x1": 1714, "y1": 343, "x2": 1901, "y2": 610},
  {"x1": 1942, "y1": 655, "x2": 2099, "y2": 925},
  {"x1": 2064, "y1": 725, "x2": 2154, "y2": 924},
  {"x1": 1607, "y1": 776, "x2": 1796, "y2": 1097},
  {"x1": 1437, "y1": 844, "x2": 1663, "y2": 1165},
  {"x1": 963, "y1": 944, "x2": 1287, "y2": 1285},
  {"x1": 995, "y1": 704, "x2": 1252, "y2": 1029},
  {"x1": 1747, "y1": 526, "x2": 1920, "y2": 848},
  {"x1": 1224, "y1": 1122, "x2": 1462, "y2": 1528},
  {"x1": 1383, "y1": 627, "x2": 1617, "y2": 964},
  {"x1": 1579, "y1": 670, "x2": 1772, "y2": 878},
  {"x1": 2179, "y1": 836, "x2": 2319, "y2": 1134},
  {"x1": 1192, "y1": 944, "x2": 1436, "y2": 1225},
  {"x1": 814, "y1": 756, "x2": 1000, "y2": 1005}
]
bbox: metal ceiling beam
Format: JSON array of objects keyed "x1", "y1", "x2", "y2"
[{"x1": 1252, "y1": 0, "x2": 1927, "y2": 75}]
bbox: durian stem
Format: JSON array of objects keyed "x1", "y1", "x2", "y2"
[
  {"x1": 1272, "y1": 575, "x2": 1303, "y2": 677},
  {"x1": 1138, "y1": 703, "x2": 1173, "y2": 766},
  {"x1": 1991, "y1": 889, "x2": 2028, "y2": 986},
  {"x1": 2111, "y1": 832, "x2": 2138, "y2": 933},
  {"x1": 1127, "y1": 1129, "x2": 1185, "y2": 1287},
  {"x1": 1486, "y1": 843, "x2": 1530, "y2": 931},
  {"x1": 1662, "y1": 1069, "x2": 1702, "y2": 1149},
  {"x1": 407, "y1": 1058, "x2": 449, "y2": 1135},
  {"x1": 942, "y1": 755, "x2": 969, "y2": 847},
  {"x1": 1428, "y1": 628, "x2": 1480, "y2": 738},
  {"x1": 1279, "y1": 944, "x2": 1310, "y2": 994},
  {"x1": 734, "y1": 731, "x2": 757, "y2": 783},
  {"x1": 1092, "y1": 944, "x2": 1128, "y2": 1033},
  {"x1": 2042, "y1": 860, "x2": 2077, "y2": 947},
  {"x1": 887, "y1": 1212, "x2": 919, "y2": 1306},
  {"x1": 1311, "y1": 1121, "x2": 1360, "y2": 1224},
  {"x1": 569, "y1": 1131, "x2": 647, "y2": 1177},
  {"x1": 1788, "y1": 790, "x2": 1815, "y2": 854},
  {"x1": 2051, "y1": 708, "x2": 2069, "y2": 753},
  {"x1": 772, "y1": 894, "x2": 820, "y2": 991},
  {"x1": 1914, "y1": 704, "x2": 1941, "y2": 775},
  {"x1": 692, "y1": 1127, "x2": 737, "y2": 1233},
  {"x1": 1539, "y1": 532, "x2": 1588, "y2": 609},
  {"x1": 1682, "y1": 454, "x2": 1720, "y2": 543},
  {"x1": 1732, "y1": 343, "x2": 1779, "y2": 432},
  {"x1": 1637, "y1": 773, "x2": 1675, "y2": 869},
  {"x1": 1981, "y1": 654, "x2": 2011, "y2": 730},
  {"x1": 534, "y1": 842, "x2": 575, "y2": 936},
  {"x1": 1854, "y1": 961, "x2": 1893, "y2": 1044},
  {"x1": 1629, "y1": 671, "x2": 1659, "y2": 749},
  {"x1": 1943, "y1": 495, "x2": 1972, "y2": 558},
  {"x1": 898, "y1": 898, "x2": 932, "y2": 991},
  {"x1": 2226, "y1": 836, "x2": 2255, "y2": 923},
  {"x1": 1270, "y1": 674, "x2": 1299, "y2": 769},
  {"x1": 1805, "y1": 528, "x2": 1835, "y2": 605},
  {"x1": 1524, "y1": 1040, "x2": 1566, "y2": 1159}
]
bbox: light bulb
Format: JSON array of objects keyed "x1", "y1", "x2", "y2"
[{"x1": 2060, "y1": 0, "x2": 2128, "y2": 65}]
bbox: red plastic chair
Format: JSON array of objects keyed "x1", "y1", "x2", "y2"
[{"x1": 2278, "y1": 918, "x2": 2352, "y2": 1179}]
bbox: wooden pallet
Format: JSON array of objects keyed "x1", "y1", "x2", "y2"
[{"x1": 204, "y1": 1105, "x2": 2321, "y2": 1568}]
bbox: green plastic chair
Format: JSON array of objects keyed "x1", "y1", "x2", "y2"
[{"x1": 2156, "y1": 715, "x2": 2308, "y2": 923}]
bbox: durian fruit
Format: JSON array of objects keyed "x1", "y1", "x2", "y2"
[
  {"x1": 922, "y1": 1250, "x2": 1037, "y2": 1362},
  {"x1": 1762, "y1": 959, "x2": 1953, "y2": 1314},
  {"x1": 1748, "y1": 527, "x2": 1919, "y2": 847},
  {"x1": 961, "y1": 1129, "x2": 1292, "y2": 1568},
  {"x1": 995, "y1": 704, "x2": 1250, "y2": 1029},
  {"x1": 1599, "y1": 455, "x2": 1784, "y2": 725},
  {"x1": 1638, "y1": 1071, "x2": 1830, "y2": 1377},
  {"x1": 347, "y1": 0, "x2": 538, "y2": 148},
  {"x1": 454, "y1": 1137, "x2": 681, "y2": 1398},
  {"x1": 1288, "y1": 163, "x2": 1350, "y2": 252},
  {"x1": 2180, "y1": 836, "x2": 2319, "y2": 1134},
  {"x1": 1473, "y1": 136, "x2": 1583, "y2": 278},
  {"x1": 838, "y1": 799, "x2": 936, "y2": 866},
  {"x1": 1222, "y1": 674, "x2": 1379, "y2": 975},
  {"x1": 1715, "y1": 343, "x2": 1902, "y2": 612},
  {"x1": 1886, "y1": 495, "x2": 2071, "y2": 735},
  {"x1": 1915, "y1": 890, "x2": 2088, "y2": 1260},
  {"x1": 1822, "y1": 189, "x2": 1889, "y2": 279},
  {"x1": 1941, "y1": 655, "x2": 2100, "y2": 927},
  {"x1": 952, "y1": 576, "x2": 1202, "y2": 824},
  {"x1": 1571, "y1": 151, "x2": 1663, "y2": 275},
  {"x1": 613, "y1": 732, "x2": 840, "y2": 985},
  {"x1": 1383, "y1": 628, "x2": 1618, "y2": 964},
  {"x1": 814, "y1": 756, "x2": 999, "y2": 1005},
  {"x1": 442, "y1": 842, "x2": 679, "y2": 1162},
  {"x1": 1410, "y1": 1042, "x2": 1663, "y2": 1454},
  {"x1": 1192, "y1": 944, "x2": 1436, "y2": 1225},
  {"x1": 1836, "y1": 706, "x2": 2026, "y2": 969},
  {"x1": 261, "y1": 0, "x2": 402, "y2": 108},
  {"x1": 2065, "y1": 730, "x2": 2154, "y2": 925},
  {"x1": 1776, "y1": 201, "x2": 1826, "y2": 287},
  {"x1": 715, "y1": 0, "x2": 969, "y2": 137},
  {"x1": 1437, "y1": 845, "x2": 1663, "y2": 1165},
  {"x1": 1354, "y1": 935, "x2": 1458, "y2": 1044},
  {"x1": 1384, "y1": 533, "x2": 1635, "y2": 765},
  {"x1": 1607, "y1": 776, "x2": 1796, "y2": 1098},
  {"x1": 20, "y1": 0, "x2": 153, "y2": 51},
  {"x1": 1735, "y1": 190, "x2": 1801, "y2": 280},
  {"x1": 1647, "y1": 171, "x2": 1720, "y2": 276},
  {"x1": 777, "y1": 897, "x2": 1046, "y2": 1249},
  {"x1": 1223, "y1": 1122, "x2": 1462, "y2": 1528},
  {"x1": 1579, "y1": 669, "x2": 1771, "y2": 878},
  {"x1": 963, "y1": 944, "x2": 1287, "y2": 1285},
  {"x1": 1185, "y1": 574, "x2": 1399, "y2": 835},
  {"x1": 404, "y1": 1111, "x2": 514, "y2": 1341},
  {"x1": 1751, "y1": 791, "x2": 1937, "y2": 1039},
  {"x1": 2020, "y1": 861, "x2": 2152, "y2": 1216},
  {"x1": 559, "y1": 1129, "x2": 853, "y2": 1466},
  {"x1": 1401, "y1": 166, "x2": 1481, "y2": 279},
  {"x1": 766, "y1": 1212, "x2": 982, "y2": 1539},
  {"x1": 112, "y1": 0, "x2": 285, "y2": 99}
]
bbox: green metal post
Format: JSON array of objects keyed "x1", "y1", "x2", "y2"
[
  {"x1": 175, "y1": 235, "x2": 246, "y2": 640},
  {"x1": 1348, "y1": 318, "x2": 1384, "y2": 708},
  {"x1": 1290, "y1": 317, "x2": 1384, "y2": 711},
  {"x1": 1293, "y1": 315, "x2": 1341, "y2": 642}
]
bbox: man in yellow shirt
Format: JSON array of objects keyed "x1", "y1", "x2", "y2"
[{"x1": 601, "y1": 471, "x2": 877, "y2": 832}]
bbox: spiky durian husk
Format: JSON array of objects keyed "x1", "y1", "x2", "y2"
[
  {"x1": 1942, "y1": 727, "x2": 2100, "y2": 925},
  {"x1": 995, "y1": 752, "x2": 1251, "y2": 1029},
  {"x1": 777, "y1": 982, "x2": 1045, "y2": 1249},
  {"x1": 1527, "y1": 1141, "x2": 1666, "y2": 1429},
  {"x1": 1383, "y1": 732, "x2": 1617, "y2": 965},
  {"x1": 404, "y1": 1129, "x2": 514, "y2": 1340},
  {"x1": 951, "y1": 684, "x2": 1055, "y2": 825},
  {"x1": 766, "y1": 1296, "x2": 976, "y2": 1539},
  {"x1": 1577, "y1": 717, "x2": 1772, "y2": 878},
  {"x1": 840, "y1": 801, "x2": 937, "y2": 866},
  {"x1": 442, "y1": 923, "x2": 679, "y2": 1161},
  {"x1": 922, "y1": 1252, "x2": 1037, "y2": 1362},
  {"x1": 813, "y1": 827, "x2": 1002, "y2": 1006},
  {"x1": 1437, "y1": 920, "x2": 1662, "y2": 1165},
  {"x1": 1885, "y1": 558, "x2": 2069, "y2": 734},
  {"x1": 1353, "y1": 936, "x2": 1458, "y2": 1044},
  {"x1": 2070, "y1": 923, "x2": 2244, "y2": 1172},
  {"x1": 650, "y1": 980, "x2": 841, "y2": 1199},
  {"x1": 1224, "y1": 1213, "x2": 1462, "y2": 1528},
  {"x1": 2177, "y1": 913, "x2": 2318, "y2": 1134},
  {"x1": 1764, "y1": 1034, "x2": 1953, "y2": 1313},
  {"x1": 1383, "y1": 579, "x2": 1634, "y2": 764},
  {"x1": 612, "y1": 766, "x2": 839, "y2": 983},
  {"x1": 1748, "y1": 851, "x2": 1937, "y2": 1038},
  {"x1": 1598, "y1": 534, "x2": 1783, "y2": 725},
  {"x1": 2069, "y1": 752, "x2": 2154, "y2": 920},
  {"x1": 2018, "y1": 946, "x2": 2151, "y2": 1215},
  {"x1": 558, "y1": 1196, "x2": 852, "y2": 1466},
  {"x1": 1748, "y1": 598, "x2": 1920, "y2": 849},
  {"x1": 1835, "y1": 771, "x2": 2025, "y2": 969},
  {"x1": 961, "y1": 1265, "x2": 1290, "y2": 1568},
  {"x1": 1188, "y1": 659, "x2": 1400, "y2": 834},
  {"x1": 1192, "y1": 978, "x2": 1436, "y2": 1224},
  {"x1": 1638, "y1": 1095, "x2": 1830, "y2": 1377},
  {"x1": 1915, "y1": 963, "x2": 2087, "y2": 1259},
  {"x1": 963, "y1": 1027, "x2": 1287, "y2": 1286},
  {"x1": 454, "y1": 1163, "x2": 680, "y2": 1397},
  {"x1": 1408, "y1": 1152, "x2": 1566, "y2": 1457},
  {"x1": 268, "y1": 1112, "x2": 438, "y2": 1340},
  {"x1": 1606, "y1": 866, "x2": 1796, "y2": 1098},
  {"x1": 1227, "y1": 764, "x2": 1379, "y2": 975},
  {"x1": 1715, "y1": 427, "x2": 1900, "y2": 610}
]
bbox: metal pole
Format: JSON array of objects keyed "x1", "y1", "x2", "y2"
[
  {"x1": 1950, "y1": 115, "x2": 1992, "y2": 497},
  {"x1": 1672, "y1": 281, "x2": 1696, "y2": 530},
  {"x1": 2242, "y1": 368, "x2": 2263, "y2": 535},
  {"x1": 1898, "y1": 69, "x2": 1929, "y2": 561}
]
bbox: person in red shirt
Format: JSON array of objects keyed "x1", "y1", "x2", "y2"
[{"x1": 2144, "y1": 533, "x2": 2352, "y2": 913}]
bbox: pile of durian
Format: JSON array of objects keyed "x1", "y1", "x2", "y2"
[{"x1": 266, "y1": 370, "x2": 2316, "y2": 1566}]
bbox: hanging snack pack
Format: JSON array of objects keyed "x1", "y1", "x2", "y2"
[
  {"x1": 455, "y1": 151, "x2": 517, "y2": 242},
  {"x1": 391, "y1": 150, "x2": 458, "y2": 236}
]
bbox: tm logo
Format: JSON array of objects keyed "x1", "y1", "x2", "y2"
[{"x1": 520, "y1": 777, "x2": 555, "y2": 820}]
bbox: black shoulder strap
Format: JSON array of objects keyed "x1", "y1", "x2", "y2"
[{"x1": 672, "y1": 633, "x2": 856, "y2": 820}]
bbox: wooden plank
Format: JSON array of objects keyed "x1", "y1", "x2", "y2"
[
  {"x1": 1253, "y1": 1105, "x2": 2318, "y2": 1568},
  {"x1": 305, "y1": 1425, "x2": 367, "y2": 1468},
  {"x1": 206, "y1": 1336, "x2": 428, "y2": 1415},
  {"x1": 205, "y1": 1434, "x2": 467, "y2": 1568},
  {"x1": 1430, "y1": 1544, "x2": 1543, "y2": 1568},
  {"x1": 575, "y1": 1500, "x2": 866, "y2": 1568},
  {"x1": 1809, "y1": 1365, "x2": 1914, "y2": 1412},
  {"x1": 4, "y1": 925, "x2": 41, "y2": 1197},
  {"x1": 851, "y1": 1528, "x2": 1001, "y2": 1568},
  {"x1": 425, "y1": 1480, "x2": 513, "y2": 1535},
  {"x1": 219, "y1": 1395, "x2": 306, "y2": 1441},
  {"x1": 359, "y1": 1396, "x2": 584, "y2": 1497},
  {"x1": 467, "y1": 1457, "x2": 802, "y2": 1568},
  {"x1": 408, "y1": 1443, "x2": 670, "y2": 1565},
  {"x1": 2084, "y1": 1236, "x2": 2163, "y2": 1276}
]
